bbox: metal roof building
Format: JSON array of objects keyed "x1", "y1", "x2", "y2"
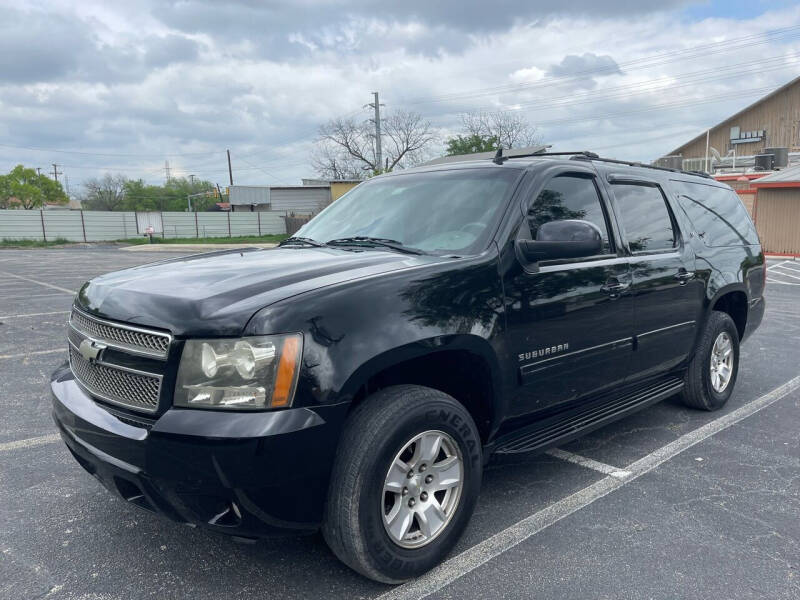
[{"x1": 662, "y1": 74, "x2": 800, "y2": 171}]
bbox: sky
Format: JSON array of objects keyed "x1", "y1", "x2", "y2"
[{"x1": 1, "y1": 0, "x2": 800, "y2": 193}]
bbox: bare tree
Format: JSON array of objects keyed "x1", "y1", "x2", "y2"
[
  {"x1": 461, "y1": 111, "x2": 541, "y2": 149},
  {"x1": 82, "y1": 174, "x2": 127, "y2": 211},
  {"x1": 313, "y1": 110, "x2": 436, "y2": 179}
]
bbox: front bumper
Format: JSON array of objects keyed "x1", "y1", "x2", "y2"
[{"x1": 51, "y1": 363, "x2": 347, "y2": 537}]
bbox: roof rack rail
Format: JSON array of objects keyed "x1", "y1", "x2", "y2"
[{"x1": 500, "y1": 150, "x2": 714, "y2": 179}]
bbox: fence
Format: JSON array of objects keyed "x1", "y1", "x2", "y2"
[{"x1": 0, "y1": 210, "x2": 287, "y2": 242}]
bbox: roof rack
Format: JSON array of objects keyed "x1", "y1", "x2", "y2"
[{"x1": 497, "y1": 149, "x2": 714, "y2": 179}]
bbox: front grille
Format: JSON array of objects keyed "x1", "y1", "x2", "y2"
[
  {"x1": 67, "y1": 308, "x2": 171, "y2": 414},
  {"x1": 70, "y1": 308, "x2": 171, "y2": 359},
  {"x1": 69, "y1": 346, "x2": 161, "y2": 412}
]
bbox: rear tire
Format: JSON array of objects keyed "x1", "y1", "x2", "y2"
[
  {"x1": 322, "y1": 385, "x2": 482, "y2": 583},
  {"x1": 681, "y1": 311, "x2": 740, "y2": 411}
]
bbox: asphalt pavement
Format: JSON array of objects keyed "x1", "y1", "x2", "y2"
[{"x1": 0, "y1": 248, "x2": 798, "y2": 600}]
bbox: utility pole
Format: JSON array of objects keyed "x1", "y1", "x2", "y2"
[
  {"x1": 51, "y1": 163, "x2": 62, "y2": 182},
  {"x1": 367, "y1": 92, "x2": 384, "y2": 173},
  {"x1": 188, "y1": 174, "x2": 195, "y2": 185},
  {"x1": 36, "y1": 167, "x2": 41, "y2": 176},
  {"x1": 164, "y1": 160, "x2": 171, "y2": 183},
  {"x1": 226, "y1": 149, "x2": 233, "y2": 186}
]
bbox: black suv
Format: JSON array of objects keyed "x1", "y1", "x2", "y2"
[{"x1": 52, "y1": 151, "x2": 765, "y2": 583}]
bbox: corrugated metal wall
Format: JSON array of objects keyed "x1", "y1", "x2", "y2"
[
  {"x1": 270, "y1": 187, "x2": 330, "y2": 214},
  {"x1": 0, "y1": 210, "x2": 286, "y2": 241},
  {"x1": 754, "y1": 188, "x2": 800, "y2": 254},
  {"x1": 229, "y1": 186, "x2": 271, "y2": 206},
  {"x1": 671, "y1": 78, "x2": 800, "y2": 160}
]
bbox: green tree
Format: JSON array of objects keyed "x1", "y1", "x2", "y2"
[
  {"x1": 445, "y1": 134, "x2": 499, "y2": 156},
  {"x1": 81, "y1": 175, "x2": 219, "y2": 211},
  {"x1": 0, "y1": 165, "x2": 68, "y2": 209},
  {"x1": 123, "y1": 177, "x2": 217, "y2": 211}
]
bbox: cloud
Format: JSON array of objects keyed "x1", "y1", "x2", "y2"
[{"x1": 0, "y1": 0, "x2": 799, "y2": 189}]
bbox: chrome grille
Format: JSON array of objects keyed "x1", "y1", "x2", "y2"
[
  {"x1": 70, "y1": 308, "x2": 171, "y2": 359},
  {"x1": 68, "y1": 345, "x2": 161, "y2": 413}
]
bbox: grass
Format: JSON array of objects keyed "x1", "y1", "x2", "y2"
[
  {"x1": 1, "y1": 234, "x2": 287, "y2": 248},
  {"x1": 0, "y1": 237, "x2": 73, "y2": 248}
]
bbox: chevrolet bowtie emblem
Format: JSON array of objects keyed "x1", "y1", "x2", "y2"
[{"x1": 79, "y1": 339, "x2": 107, "y2": 362}]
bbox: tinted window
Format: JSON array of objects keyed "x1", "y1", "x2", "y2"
[
  {"x1": 612, "y1": 184, "x2": 676, "y2": 252},
  {"x1": 298, "y1": 168, "x2": 519, "y2": 254},
  {"x1": 528, "y1": 174, "x2": 612, "y2": 253},
  {"x1": 671, "y1": 180, "x2": 759, "y2": 246}
]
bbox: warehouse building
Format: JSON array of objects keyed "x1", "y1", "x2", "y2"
[
  {"x1": 660, "y1": 74, "x2": 800, "y2": 172},
  {"x1": 228, "y1": 180, "x2": 360, "y2": 213}
]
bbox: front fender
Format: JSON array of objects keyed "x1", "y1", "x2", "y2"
[{"x1": 243, "y1": 253, "x2": 507, "y2": 408}]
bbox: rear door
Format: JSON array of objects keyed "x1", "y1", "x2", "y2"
[{"x1": 605, "y1": 175, "x2": 705, "y2": 381}]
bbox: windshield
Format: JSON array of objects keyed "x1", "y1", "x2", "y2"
[{"x1": 296, "y1": 168, "x2": 519, "y2": 254}]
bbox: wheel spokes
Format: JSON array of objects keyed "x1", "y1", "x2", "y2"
[
  {"x1": 384, "y1": 460, "x2": 410, "y2": 493},
  {"x1": 414, "y1": 432, "x2": 442, "y2": 465},
  {"x1": 431, "y1": 455, "x2": 461, "y2": 490},
  {"x1": 386, "y1": 503, "x2": 414, "y2": 541},
  {"x1": 416, "y1": 500, "x2": 446, "y2": 538}
]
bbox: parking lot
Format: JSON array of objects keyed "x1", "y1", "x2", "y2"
[{"x1": 1, "y1": 248, "x2": 798, "y2": 600}]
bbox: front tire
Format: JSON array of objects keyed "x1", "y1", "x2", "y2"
[
  {"x1": 681, "y1": 311, "x2": 740, "y2": 411},
  {"x1": 322, "y1": 385, "x2": 482, "y2": 583}
]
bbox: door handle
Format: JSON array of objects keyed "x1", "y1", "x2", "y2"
[
  {"x1": 674, "y1": 270, "x2": 695, "y2": 285},
  {"x1": 601, "y1": 280, "x2": 631, "y2": 298}
]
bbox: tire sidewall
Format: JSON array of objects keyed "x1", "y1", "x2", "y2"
[
  {"x1": 356, "y1": 398, "x2": 482, "y2": 580},
  {"x1": 700, "y1": 314, "x2": 740, "y2": 409}
]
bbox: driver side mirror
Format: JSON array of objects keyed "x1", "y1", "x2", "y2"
[{"x1": 517, "y1": 219, "x2": 603, "y2": 263}]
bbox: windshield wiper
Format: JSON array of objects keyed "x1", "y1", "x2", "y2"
[
  {"x1": 278, "y1": 236, "x2": 326, "y2": 248},
  {"x1": 326, "y1": 236, "x2": 428, "y2": 255}
]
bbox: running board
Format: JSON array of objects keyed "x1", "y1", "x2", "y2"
[{"x1": 493, "y1": 376, "x2": 684, "y2": 455}]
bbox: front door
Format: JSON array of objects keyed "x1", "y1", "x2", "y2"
[
  {"x1": 605, "y1": 179, "x2": 705, "y2": 381},
  {"x1": 502, "y1": 168, "x2": 635, "y2": 419}
]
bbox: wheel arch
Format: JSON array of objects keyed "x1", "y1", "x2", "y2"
[
  {"x1": 707, "y1": 284, "x2": 749, "y2": 340},
  {"x1": 339, "y1": 335, "x2": 501, "y2": 442}
]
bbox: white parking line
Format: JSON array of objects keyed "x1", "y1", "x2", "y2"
[
  {"x1": 777, "y1": 262, "x2": 800, "y2": 274},
  {"x1": 0, "y1": 310, "x2": 70, "y2": 320},
  {"x1": 771, "y1": 267, "x2": 800, "y2": 280},
  {"x1": 546, "y1": 448, "x2": 632, "y2": 479},
  {"x1": 0, "y1": 271, "x2": 76, "y2": 294},
  {"x1": 0, "y1": 434, "x2": 61, "y2": 452},
  {"x1": 0, "y1": 348, "x2": 65, "y2": 360},
  {"x1": 379, "y1": 375, "x2": 800, "y2": 600},
  {"x1": 767, "y1": 278, "x2": 800, "y2": 286}
]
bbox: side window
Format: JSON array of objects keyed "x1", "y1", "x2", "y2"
[
  {"x1": 612, "y1": 184, "x2": 676, "y2": 253},
  {"x1": 528, "y1": 174, "x2": 613, "y2": 254},
  {"x1": 671, "y1": 180, "x2": 758, "y2": 246}
]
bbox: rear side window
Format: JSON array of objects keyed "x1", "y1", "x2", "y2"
[
  {"x1": 528, "y1": 174, "x2": 613, "y2": 253},
  {"x1": 670, "y1": 180, "x2": 759, "y2": 246},
  {"x1": 612, "y1": 184, "x2": 676, "y2": 253}
]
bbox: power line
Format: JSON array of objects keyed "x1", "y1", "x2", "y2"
[
  {"x1": 513, "y1": 84, "x2": 778, "y2": 127},
  {"x1": 0, "y1": 142, "x2": 226, "y2": 158},
  {"x1": 400, "y1": 25, "x2": 800, "y2": 106},
  {"x1": 448, "y1": 56, "x2": 800, "y2": 118}
]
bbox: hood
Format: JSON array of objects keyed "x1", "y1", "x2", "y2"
[{"x1": 76, "y1": 247, "x2": 438, "y2": 336}]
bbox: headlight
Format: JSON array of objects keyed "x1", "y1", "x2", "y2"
[{"x1": 175, "y1": 334, "x2": 302, "y2": 410}]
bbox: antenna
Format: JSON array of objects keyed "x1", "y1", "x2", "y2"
[{"x1": 492, "y1": 147, "x2": 504, "y2": 165}]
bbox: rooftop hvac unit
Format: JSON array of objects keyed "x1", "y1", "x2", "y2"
[
  {"x1": 655, "y1": 155, "x2": 683, "y2": 170},
  {"x1": 754, "y1": 153, "x2": 775, "y2": 171},
  {"x1": 763, "y1": 147, "x2": 789, "y2": 168}
]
